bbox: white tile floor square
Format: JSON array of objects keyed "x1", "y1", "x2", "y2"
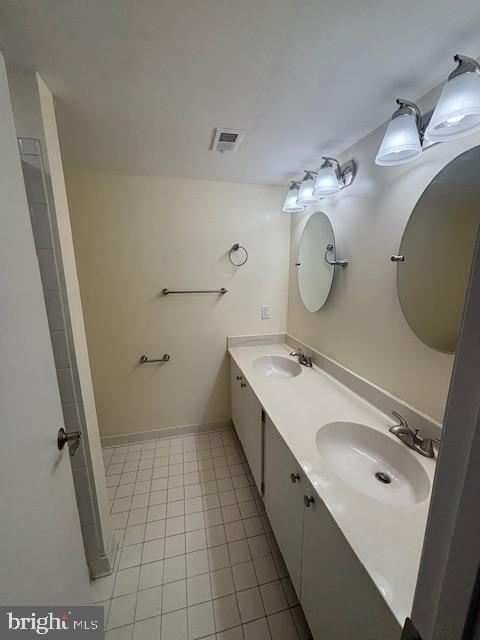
[{"x1": 96, "y1": 428, "x2": 312, "y2": 639}]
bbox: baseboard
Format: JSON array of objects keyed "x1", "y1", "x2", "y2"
[
  {"x1": 89, "y1": 532, "x2": 118, "y2": 579},
  {"x1": 100, "y1": 418, "x2": 233, "y2": 448}
]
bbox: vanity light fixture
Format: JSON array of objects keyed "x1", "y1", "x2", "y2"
[
  {"x1": 375, "y1": 99, "x2": 423, "y2": 166},
  {"x1": 282, "y1": 181, "x2": 305, "y2": 213},
  {"x1": 313, "y1": 158, "x2": 340, "y2": 197},
  {"x1": 377, "y1": 54, "x2": 480, "y2": 166},
  {"x1": 297, "y1": 170, "x2": 319, "y2": 206},
  {"x1": 425, "y1": 54, "x2": 480, "y2": 142},
  {"x1": 282, "y1": 160, "x2": 356, "y2": 212},
  {"x1": 312, "y1": 157, "x2": 355, "y2": 197}
]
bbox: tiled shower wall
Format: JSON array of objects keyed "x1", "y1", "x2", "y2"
[{"x1": 18, "y1": 137, "x2": 102, "y2": 572}]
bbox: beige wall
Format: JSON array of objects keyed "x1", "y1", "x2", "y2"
[
  {"x1": 287, "y1": 110, "x2": 480, "y2": 423},
  {"x1": 66, "y1": 172, "x2": 289, "y2": 438}
]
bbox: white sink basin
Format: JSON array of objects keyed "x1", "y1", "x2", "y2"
[
  {"x1": 315, "y1": 421, "x2": 430, "y2": 506},
  {"x1": 253, "y1": 355, "x2": 302, "y2": 378}
]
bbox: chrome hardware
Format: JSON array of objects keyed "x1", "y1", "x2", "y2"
[
  {"x1": 228, "y1": 243, "x2": 248, "y2": 267},
  {"x1": 388, "y1": 411, "x2": 439, "y2": 458},
  {"x1": 162, "y1": 288, "x2": 227, "y2": 295},
  {"x1": 325, "y1": 244, "x2": 348, "y2": 268},
  {"x1": 295, "y1": 262, "x2": 301, "y2": 267},
  {"x1": 449, "y1": 54, "x2": 480, "y2": 80},
  {"x1": 290, "y1": 472, "x2": 300, "y2": 484},
  {"x1": 418, "y1": 437, "x2": 441, "y2": 458},
  {"x1": 375, "y1": 471, "x2": 392, "y2": 484},
  {"x1": 391, "y1": 255, "x2": 405, "y2": 262},
  {"x1": 236, "y1": 375, "x2": 243, "y2": 381},
  {"x1": 304, "y1": 495, "x2": 315, "y2": 508},
  {"x1": 316, "y1": 157, "x2": 356, "y2": 190},
  {"x1": 392, "y1": 99, "x2": 422, "y2": 134},
  {"x1": 240, "y1": 382, "x2": 247, "y2": 388},
  {"x1": 57, "y1": 427, "x2": 81, "y2": 457},
  {"x1": 290, "y1": 350, "x2": 313, "y2": 368},
  {"x1": 139, "y1": 354, "x2": 170, "y2": 363}
]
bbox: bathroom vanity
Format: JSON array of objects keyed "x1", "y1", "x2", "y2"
[{"x1": 229, "y1": 340, "x2": 437, "y2": 640}]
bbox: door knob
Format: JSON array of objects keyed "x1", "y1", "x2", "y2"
[
  {"x1": 303, "y1": 495, "x2": 315, "y2": 508},
  {"x1": 57, "y1": 427, "x2": 81, "y2": 457},
  {"x1": 290, "y1": 472, "x2": 300, "y2": 484}
]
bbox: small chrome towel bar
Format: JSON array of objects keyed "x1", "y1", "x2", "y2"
[
  {"x1": 139, "y1": 354, "x2": 171, "y2": 363},
  {"x1": 161, "y1": 288, "x2": 228, "y2": 295}
]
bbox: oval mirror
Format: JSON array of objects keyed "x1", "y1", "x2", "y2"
[
  {"x1": 397, "y1": 145, "x2": 480, "y2": 353},
  {"x1": 297, "y1": 211, "x2": 335, "y2": 312}
]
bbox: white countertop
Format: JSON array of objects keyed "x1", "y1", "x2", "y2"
[{"x1": 229, "y1": 343, "x2": 436, "y2": 625}]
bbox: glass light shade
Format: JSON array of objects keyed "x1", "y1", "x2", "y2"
[
  {"x1": 297, "y1": 173, "x2": 319, "y2": 206},
  {"x1": 312, "y1": 164, "x2": 340, "y2": 198},
  {"x1": 425, "y1": 72, "x2": 480, "y2": 142},
  {"x1": 375, "y1": 113, "x2": 422, "y2": 166},
  {"x1": 282, "y1": 183, "x2": 305, "y2": 213}
]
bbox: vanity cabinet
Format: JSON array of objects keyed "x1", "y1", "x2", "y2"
[
  {"x1": 262, "y1": 410, "x2": 399, "y2": 640},
  {"x1": 230, "y1": 360, "x2": 263, "y2": 491},
  {"x1": 300, "y1": 480, "x2": 399, "y2": 640},
  {"x1": 263, "y1": 414, "x2": 304, "y2": 596},
  {"x1": 231, "y1": 355, "x2": 400, "y2": 640}
]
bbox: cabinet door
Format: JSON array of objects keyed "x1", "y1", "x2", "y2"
[
  {"x1": 263, "y1": 415, "x2": 304, "y2": 596},
  {"x1": 230, "y1": 359, "x2": 245, "y2": 445},
  {"x1": 241, "y1": 379, "x2": 263, "y2": 492},
  {"x1": 300, "y1": 481, "x2": 399, "y2": 640},
  {"x1": 230, "y1": 359, "x2": 263, "y2": 492}
]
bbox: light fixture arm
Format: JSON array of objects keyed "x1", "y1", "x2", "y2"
[
  {"x1": 393, "y1": 98, "x2": 433, "y2": 145},
  {"x1": 449, "y1": 54, "x2": 480, "y2": 80},
  {"x1": 319, "y1": 156, "x2": 356, "y2": 189},
  {"x1": 393, "y1": 98, "x2": 422, "y2": 131}
]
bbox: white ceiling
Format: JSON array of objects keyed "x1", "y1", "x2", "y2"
[{"x1": 1, "y1": 0, "x2": 480, "y2": 185}]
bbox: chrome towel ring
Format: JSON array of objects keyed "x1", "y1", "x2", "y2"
[{"x1": 229, "y1": 243, "x2": 248, "y2": 266}]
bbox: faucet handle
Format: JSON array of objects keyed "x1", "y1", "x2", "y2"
[{"x1": 419, "y1": 438, "x2": 435, "y2": 457}]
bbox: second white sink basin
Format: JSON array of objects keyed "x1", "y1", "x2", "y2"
[
  {"x1": 253, "y1": 355, "x2": 302, "y2": 378},
  {"x1": 315, "y1": 421, "x2": 430, "y2": 506}
]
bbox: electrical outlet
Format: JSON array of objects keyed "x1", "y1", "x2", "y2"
[{"x1": 261, "y1": 305, "x2": 270, "y2": 320}]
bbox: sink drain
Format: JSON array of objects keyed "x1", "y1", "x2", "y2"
[{"x1": 375, "y1": 471, "x2": 392, "y2": 484}]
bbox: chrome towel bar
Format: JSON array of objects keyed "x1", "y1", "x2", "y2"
[{"x1": 161, "y1": 288, "x2": 228, "y2": 295}]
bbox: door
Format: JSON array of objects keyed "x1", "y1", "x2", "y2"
[
  {"x1": 263, "y1": 415, "x2": 304, "y2": 595},
  {"x1": 300, "y1": 480, "x2": 399, "y2": 640},
  {"x1": 410, "y1": 229, "x2": 480, "y2": 640},
  {"x1": 0, "y1": 53, "x2": 91, "y2": 605}
]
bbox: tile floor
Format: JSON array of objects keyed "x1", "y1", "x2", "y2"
[{"x1": 95, "y1": 428, "x2": 312, "y2": 640}]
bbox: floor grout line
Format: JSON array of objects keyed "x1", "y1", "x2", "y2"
[{"x1": 100, "y1": 428, "x2": 309, "y2": 639}]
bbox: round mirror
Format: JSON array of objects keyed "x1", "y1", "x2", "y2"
[
  {"x1": 397, "y1": 145, "x2": 480, "y2": 353},
  {"x1": 297, "y1": 211, "x2": 335, "y2": 312}
]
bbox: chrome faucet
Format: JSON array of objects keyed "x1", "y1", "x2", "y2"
[
  {"x1": 388, "y1": 412, "x2": 439, "y2": 458},
  {"x1": 290, "y1": 350, "x2": 313, "y2": 368}
]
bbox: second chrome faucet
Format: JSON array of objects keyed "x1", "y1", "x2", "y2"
[
  {"x1": 388, "y1": 411, "x2": 439, "y2": 458},
  {"x1": 290, "y1": 350, "x2": 313, "y2": 367}
]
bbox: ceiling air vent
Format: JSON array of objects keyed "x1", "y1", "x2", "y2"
[{"x1": 212, "y1": 128, "x2": 245, "y2": 153}]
